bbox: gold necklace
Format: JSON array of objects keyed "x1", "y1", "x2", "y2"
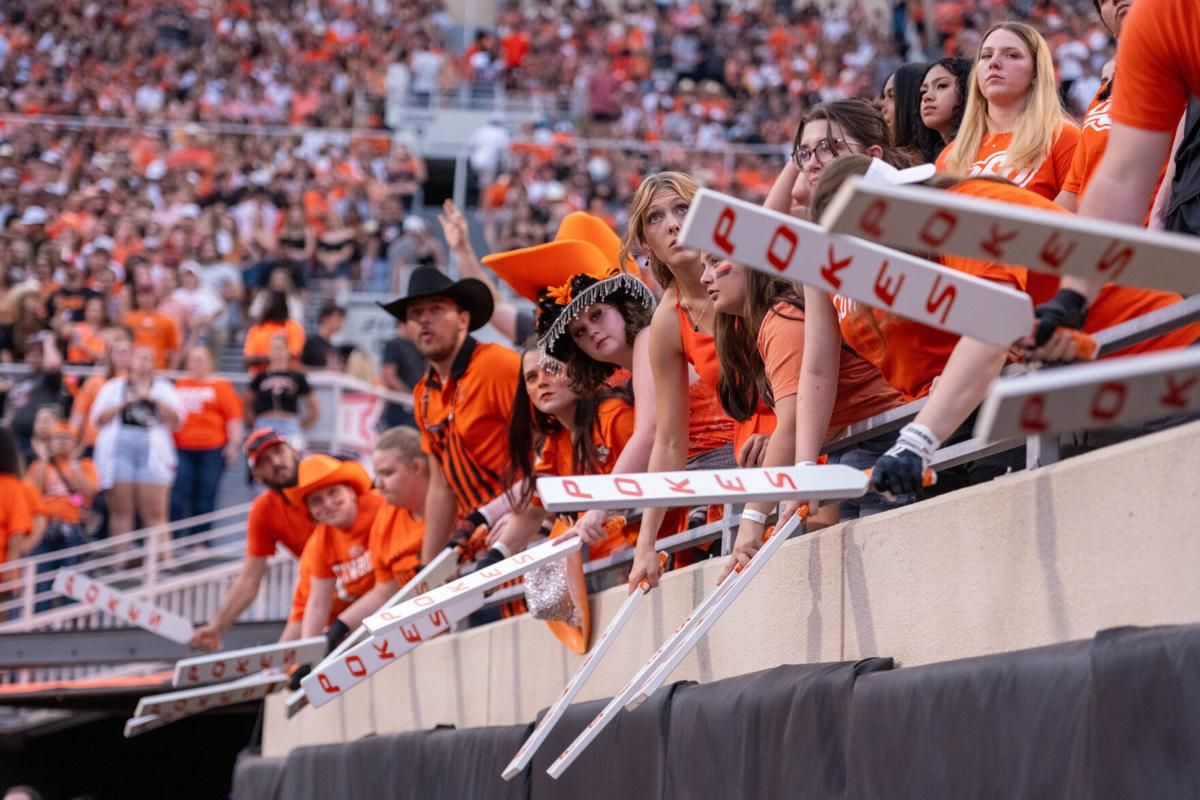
[{"x1": 680, "y1": 290, "x2": 712, "y2": 333}]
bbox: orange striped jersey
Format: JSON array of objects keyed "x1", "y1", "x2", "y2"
[{"x1": 414, "y1": 337, "x2": 520, "y2": 514}]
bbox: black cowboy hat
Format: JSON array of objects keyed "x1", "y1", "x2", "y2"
[{"x1": 379, "y1": 266, "x2": 494, "y2": 331}]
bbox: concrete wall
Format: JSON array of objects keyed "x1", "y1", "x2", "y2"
[{"x1": 263, "y1": 420, "x2": 1200, "y2": 757}]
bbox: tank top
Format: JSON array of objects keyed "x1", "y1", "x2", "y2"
[{"x1": 673, "y1": 302, "x2": 737, "y2": 457}]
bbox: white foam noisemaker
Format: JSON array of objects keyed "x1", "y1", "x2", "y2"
[
  {"x1": 975, "y1": 346, "x2": 1200, "y2": 442},
  {"x1": 172, "y1": 637, "x2": 325, "y2": 687},
  {"x1": 677, "y1": 188, "x2": 1034, "y2": 347},
  {"x1": 625, "y1": 513, "x2": 803, "y2": 709},
  {"x1": 123, "y1": 714, "x2": 171, "y2": 738},
  {"x1": 301, "y1": 591, "x2": 484, "y2": 708},
  {"x1": 502, "y1": 583, "x2": 650, "y2": 781},
  {"x1": 362, "y1": 535, "x2": 583, "y2": 636},
  {"x1": 284, "y1": 546, "x2": 461, "y2": 717},
  {"x1": 129, "y1": 670, "x2": 288, "y2": 735},
  {"x1": 53, "y1": 569, "x2": 194, "y2": 645},
  {"x1": 819, "y1": 177, "x2": 1200, "y2": 295},
  {"x1": 538, "y1": 463, "x2": 869, "y2": 512},
  {"x1": 546, "y1": 514, "x2": 804, "y2": 779}
]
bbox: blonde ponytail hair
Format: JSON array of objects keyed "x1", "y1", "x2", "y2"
[{"x1": 946, "y1": 22, "x2": 1065, "y2": 177}]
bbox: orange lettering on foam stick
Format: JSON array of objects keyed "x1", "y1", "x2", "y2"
[
  {"x1": 236, "y1": 658, "x2": 250, "y2": 674},
  {"x1": 919, "y1": 209, "x2": 957, "y2": 247},
  {"x1": 65, "y1": 574, "x2": 75, "y2": 595},
  {"x1": 373, "y1": 639, "x2": 396, "y2": 660},
  {"x1": 318, "y1": 674, "x2": 341, "y2": 694},
  {"x1": 562, "y1": 480, "x2": 593, "y2": 500},
  {"x1": 766, "y1": 226, "x2": 798, "y2": 272},
  {"x1": 715, "y1": 476, "x2": 746, "y2": 492},
  {"x1": 282, "y1": 649, "x2": 297, "y2": 664},
  {"x1": 614, "y1": 477, "x2": 643, "y2": 497},
  {"x1": 148, "y1": 611, "x2": 162, "y2": 630},
  {"x1": 1019, "y1": 395, "x2": 1049, "y2": 432},
  {"x1": 187, "y1": 665, "x2": 199, "y2": 684},
  {"x1": 819, "y1": 245, "x2": 852, "y2": 290},
  {"x1": 1160, "y1": 374, "x2": 1198, "y2": 409},
  {"x1": 346, "y1": 656, "x2": 367, "y2": 678},
  {"x1": 665, "y1": 478, "x2": 694, "y2": 494},
  {"x1": 858, "y1": 198, "x2": 888, "y2": 237},
  {"x1": 1090, "y1": 382, "x2": 1128, "y2": 421},
  {"x1": 873, "y1": 261, "x2": 906, "y2": 307},
  {"x1": 85, "y1": 583, "x2": 99, "y2": 604},
  {"x1": 765, "y1": 471, "x2": 796, "y2": 490},
  {"x1": 1039, "y1": 232, "x2": 1078, "y2": 270},
  {"x1": 1097, "y1": 241, "x2": 1134, "y2": 281},
  {"x1": 127, "y1": 604, "x2": 140, "y2": 624},
  {"x1": 212, "y1": 661, "x2": 226, "y2": 679},
  {"x1": 400, "y1": 624, "x2": 422, "y2": 644},
  {"x1": 712, "y1": 207, "x2": 736, "y2": 255},
  {"x1": 980, "y1": 224, "x2": 1018, "y2": 259},
  {"x1": 512, "y1": 552, "x2": 535, "y2": 564},
  {"x1": 106, "y1": 595, "x2": 120, "y2": 614},
  {"x1": 259, "y1": 655, "x2": 273, "y2": 670},
  {"x1": 925, "y1": 276, "x2": 957, "y2": 325}
]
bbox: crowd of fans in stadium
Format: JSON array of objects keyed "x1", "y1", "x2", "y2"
[{"x1": 2, "y1": 0, "x2": 1198, "y2": 674}]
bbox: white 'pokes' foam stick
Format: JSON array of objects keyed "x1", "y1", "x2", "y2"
[
  {"x1": 362, "y1": 535, "x2": 583, "y2": 636},
  {"x1": 134, "y1": 669, "x2": 288, "y2": 722},
  {"x1": 819, "y1": 177, "x2": 1200, "y2": 296},
  {"x1": 285, "y1": 546, "x2": 463, "y2": 717},
  {"x1": 172, "y1": 637, "x2": 325, "y2": 687},
  {"x1": 625, "y1": 513, "x2": 803, "y2": 709},
  {"x1": 501, "y1": 582, "x2": 650, "y2": 781},
  {"x1": 546, "y1": 514, "x2": 804, "y2": 780},
  {"x1": 124, "y1": 714, "x2": 172, "y2": 738},
  {"x1": 53, "y1": 569, "x2": 194, "y2": 644},
  {"x1": 677, "y1": 188, "x2": 1034, "y2": 347},
  {"x1": 538, "y1": 463, "x2": 869, "y2": 512},
  {"x1": 975, "y1": 346, "x2": 1200, "y2": 442},
  {"x1": 300, "y1": 591, "x2": 485, "y2": 708}
]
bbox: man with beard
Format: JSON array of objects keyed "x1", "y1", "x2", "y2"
[
  {"x1": 189, "y1": 428, "x2": 315, "y2": 651},
  {"x1": 380, "y1": 266, "x2": 520, "y2": 566}
]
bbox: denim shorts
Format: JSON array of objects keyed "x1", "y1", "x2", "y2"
[{"x1": 112, "y1": 425, "x2": 172, "y2": 486}]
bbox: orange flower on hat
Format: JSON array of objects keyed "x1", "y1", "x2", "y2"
[{"x1": 546, "y1": 282, "x2": 573, "y2": 306}]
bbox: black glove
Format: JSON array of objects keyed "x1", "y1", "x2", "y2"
[
  {"x1": 324, "y1": 618, "x2": 351, "y2": 655},
  {"x1": 446, "y1": 509, "x2": 488, "y2": 550},
  {"x1": 1033, "y1": 289, "x2": 1087, "y2": 347},
  {"x1": 871, "y1": 423, "x2": 939, "y2": 499},
  {"x1": 289, "y1": 663, "x2": 312, "y2": 691},
  {"x1": 473, "y1": 547, "x2": 507, "y2": 571}
]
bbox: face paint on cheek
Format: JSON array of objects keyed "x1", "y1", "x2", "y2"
[{"x1": 713, "y1": 263, "x2": 735, "y2": 279}]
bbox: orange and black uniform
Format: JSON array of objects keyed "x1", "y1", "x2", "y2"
[{"x1": 414, "y1": 337, "x2": 520, "y2": 514}]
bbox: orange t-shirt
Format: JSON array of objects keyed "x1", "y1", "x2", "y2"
[
  {"x1": 173, "y1": 377, "x2": 244, "y2": 450},
  {"x1": 758, "y1": 303, "x2": 904, "y2": 436},
  {"x1": 27, "y1": 459, "x2": 97, "y2": 524},
  {"x1": 242, "y1": 320, "x2": 306, "y2": 375},
  {"x1": 245, "y1": 489, "x2": 316, "y2": 559},
  {"x1": 67, "y1": 322, "x2": 106, "y2": 365},
  {"x1": 288, "y1": 564, "x2": 353, "y2": 624},
  {"x1": 299, "y1": 491, "x2": 384, "y2": 605},
  {"x1": 369, "y1": 503, "x2": 424, "y2": 587},
  {"x1": 673, "y1": 303, "x2": 738, "y2": 457},
  {"x1": 1111, "y1": 0, "x2": 1200, "y2": 133},
  {"x1": 123, "y1": 311, "x2": 181, "y2": 368},
  {"x1": 0, "y1": 475, "x2": 40, "y2": 565},
  {"x1": 535, "y1": 396, "x2": 638, "y2": 560},
  {"x1": 936, "y1": 122, "x2": 1080, "y2": 201},
  {"x1": 415, "y1": 338, "x2": 520, "y2": 514},
  {"x1": 73, "y1": 374, "x2": 106, "y2": 448}
]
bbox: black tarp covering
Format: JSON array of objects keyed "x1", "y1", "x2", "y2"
[
  {"x1": 665, "y1": 659, "x2": 892, "y2": 799},
  {"x1": 233, "y1": 624, "x2": 1200, "y2": 800}
]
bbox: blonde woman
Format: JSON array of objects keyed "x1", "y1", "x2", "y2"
[
  {"x1": 621, "y1": 172, "x2": 773, "y2": 592},
  {"x1": 938, "y1": 22, "x2": 1080, "y2": 202}
]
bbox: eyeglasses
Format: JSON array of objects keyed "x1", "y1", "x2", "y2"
[{"x1": 792, "y1": 138, "x2": 856, "y2": 170}]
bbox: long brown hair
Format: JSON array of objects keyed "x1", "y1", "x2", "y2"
[
  {"x1": 714, "y1": 267, "x2": 804, "y2": 422},
  {"x1": 620, "y1": 171, "x2": 698, "y2": 290},
  {"x1": 792, "y1": 99, "x2": 909, "y2": 171}
]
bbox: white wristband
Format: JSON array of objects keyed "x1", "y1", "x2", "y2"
[
  {"x1": 492, "y1": 541, "x2": 512, "y2": 559},
  {"x1": 741, "y1": 509, "x2": 769, "y2": 526}
]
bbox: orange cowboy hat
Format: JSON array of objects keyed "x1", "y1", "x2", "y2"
[
  {"x1": 481, "y1": 211, "x2": 641, "y2": 302},
  {"x1": 284, "y1": 454, "x2": 372, "y2": 507}
]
